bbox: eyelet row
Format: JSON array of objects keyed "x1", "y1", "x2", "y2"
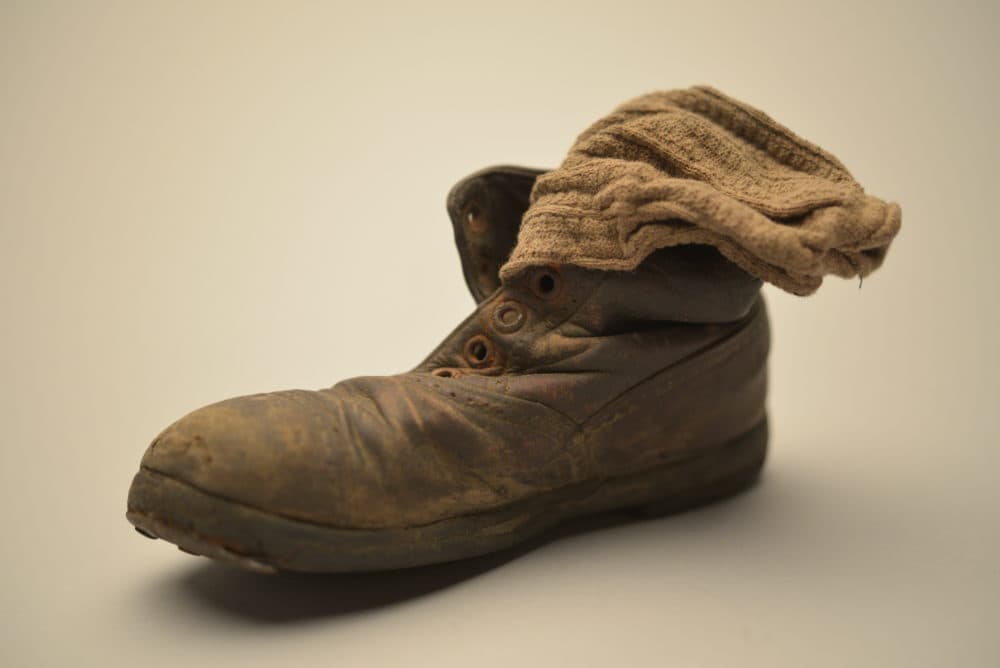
[{"x1": 432, "y1": 265, "x2": 563, "y2": 378}]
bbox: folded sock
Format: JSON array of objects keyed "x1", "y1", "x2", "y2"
[{"x1": 500, "y1": 86, "x2": 901, "y2": 295}]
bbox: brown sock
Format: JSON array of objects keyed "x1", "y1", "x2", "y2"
[{"x1": 500, "y1": 86, "x2": 901, "y2": 295}]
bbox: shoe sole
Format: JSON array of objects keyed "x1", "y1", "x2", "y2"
[{"x1": 126, "y1": 417, "x2": 767, "y2": 573}]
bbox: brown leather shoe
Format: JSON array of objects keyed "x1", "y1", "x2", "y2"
[{"x1": 126, "y1": 166, "x2": 769, "y2": 573}]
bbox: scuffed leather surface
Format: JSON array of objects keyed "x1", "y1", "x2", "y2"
[{"x1": 142, "y1": 377, "x2": 579, "y2": 529}]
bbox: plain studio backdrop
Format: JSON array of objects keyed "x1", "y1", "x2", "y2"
[{"x1": 2, "y1": 2, "x2": 997, "y2": 666}]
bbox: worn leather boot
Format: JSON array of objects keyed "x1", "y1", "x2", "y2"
[{"x1": 127, "y1": 166, "x2": 769, "y2": 573}]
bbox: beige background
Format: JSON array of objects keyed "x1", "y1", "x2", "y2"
[{"x1": 2, "y1": 1, "x2": 997, "y2": 666}]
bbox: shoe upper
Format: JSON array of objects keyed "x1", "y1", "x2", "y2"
[{"x1": 138, "y1": 167, "x2": 770, "y2": 530}]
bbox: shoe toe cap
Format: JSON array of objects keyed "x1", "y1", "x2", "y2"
[{"x1": 136, "y1": 390, "x2": 345, "y2": 523}]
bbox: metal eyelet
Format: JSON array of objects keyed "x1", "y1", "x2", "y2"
[
  {"x1": 492, "y1": 301, "x2": 525, "y2": 333},
  {"x1": 463, "y1": 203, "x2": 487, "y2": 234},
  {"x1": 530, "y1": 266, "x2": 562, "y2": 300},
  {"x1": 463, "y1": 334, "x2": 494, "y2": 368}
]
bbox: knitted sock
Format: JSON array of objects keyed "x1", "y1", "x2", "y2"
[{"x1": 500, "y1": 86, "x2": 901, "y2": 295}]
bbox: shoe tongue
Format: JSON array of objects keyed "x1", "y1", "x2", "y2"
[{"x1": 446, "y1": 166, "x2": 546, "y2": 302}]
